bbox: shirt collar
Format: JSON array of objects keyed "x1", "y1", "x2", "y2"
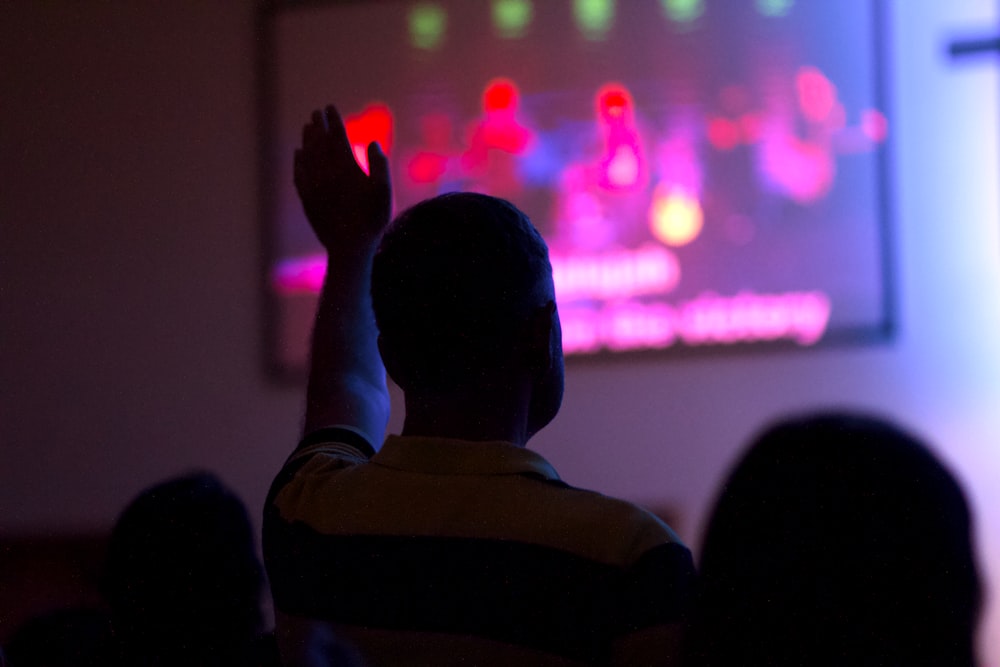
[{"x1": 372, "y1": 434, "x2": 562, "y2": 480}]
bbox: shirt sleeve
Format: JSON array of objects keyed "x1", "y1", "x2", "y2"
[
  {"x1": 616, "y1": 541, "x2": 697, "y2": 633},
  {"x1": 263, "y1": 425, "x2": 378, "y2": 614}
]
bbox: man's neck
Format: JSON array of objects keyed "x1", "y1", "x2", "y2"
[{"x1": 400, "y1": 391, "x2": 530, "y2": 446}]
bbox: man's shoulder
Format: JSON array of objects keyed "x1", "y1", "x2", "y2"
[
  {"x1": 525, "y1": 476, "x2": 686, "y2": 559},
  {"x1": 264, "y1": 426, "x2": 375, "y2": 520},
  {"x1": 277, "y1": 425, "x2": 374, "y2": 474},
  {"x1": 291, "y1": 425, "x2": 377, "y2": 462}
]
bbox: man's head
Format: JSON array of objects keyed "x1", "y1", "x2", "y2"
[{"x1": 371, "y1": 192, "x2": 563, "y2": 433}]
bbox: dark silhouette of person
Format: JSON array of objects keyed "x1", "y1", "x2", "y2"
[
  {"x1": 263, "y1": 106, "x2": 695, "y2": 666},
  {"x1": 102, "y1": 472, "x2": 279, "y2": 667},
  {"x1": 683, "y1": 412, "x2": 981, "y2": 667},
  {"x1": 3, "y1": 607, "x2": 112, "y2": 667}
]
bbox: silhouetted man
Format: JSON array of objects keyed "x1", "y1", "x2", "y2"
[{"x1": 264, "y1": 106, "x2": 695, "y2": 666}]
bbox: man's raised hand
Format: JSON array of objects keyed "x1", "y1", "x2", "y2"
[
  {"x1": 295, "y1": 105, "x2": 392, "y2": 442},
  {"x1": 293, "y1": 105, "x2": 392, "y2": 251}
]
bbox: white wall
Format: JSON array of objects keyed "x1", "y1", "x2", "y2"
[
  {"x1": 1, "y1": 1, "x2": 297, "y2": 532},
  {"x1": 4, "y1": 0, "x2": 1000, "y2": 662}
]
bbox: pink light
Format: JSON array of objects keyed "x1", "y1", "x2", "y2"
[
  {"x1": 654, "y1": 134, "x2": 702, "y2": 194},
  {"x1": 559, "y1": 290, "x2": 832, "y2": 354},
  {"x1": 560, "y1": 189, "x2": 616, "y2": 250},
  {"x1": 649, "y1": 185, "x2": 703, "y2": 247},
  {"x1": 560, "y1": 307, "x2": 602, "y2": 354},
  {"x1": 408, "y1": 151, "x2": 448, "y2": 183},
  {"x1": 707, "y1": 117, "x2": 740, "y2": 151},
  {"x1": 861, "y1": 108, "x2": 889, "y2": 143},
  {"x1": 606, "y1": 145, "x2": 640, "y2": 187},
  {"x1": 759, "y1": 132, "x2": 835, "y2": 203},
  {"x1": 796, "y1": 66, "x2": 837, "y2": 123},
  {"x1": 676, "y1": 290, "x2": 830, "y2": 346},
  {"x1": 739, "y1": 113, "x2": 761, "y2": 143},
  {"x1": 551, "y1": 244, "x2": 681, "y2": 301},
  {"x1": 273, "y1": 254, "x2": 327, "y2": 294},
  {"x1": 828, "y1": 102, "x2": 847, "y2": 131},
  {"x1": 601, "y1": 302, "x2": 677, "y2": 351},
  {"x1": 595, "y1": 83, "x2": 645, "y2": 192},
  {"x1": 352, "y1": 144, "x2": 370, "y2": 174}
]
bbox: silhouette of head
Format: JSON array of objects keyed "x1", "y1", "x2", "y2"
[
  {"x1": 372, "y1": 192, "x2": 563, "y2": 431},
  {"x1": 103, "y1": 473, "x2": 265, "y2": 665},
  {"x1": 686, "y1": 412, "x2": 980, "y2": 667},
  {"x1": 4, "y1": 608, "x2": 112, "y2": 667}
]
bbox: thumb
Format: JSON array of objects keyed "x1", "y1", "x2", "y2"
[
  {"x1": 367, "y1": 142, "x2": 392, "y2": 226},
  {"x1": 367, "y1": 141, "x2": 391, "y2": 201}
]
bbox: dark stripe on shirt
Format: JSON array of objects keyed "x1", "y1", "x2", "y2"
[
  {"x1": 263, "y1": 427, "x2": 376, "y2": 570},
  {"x1": 266, "y1": 519, "x2": 693, "y2": 663}
]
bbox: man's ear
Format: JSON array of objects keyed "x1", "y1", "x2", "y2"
[{"x1": 525, "y1": 300, "x2": 558, "y2": 373}]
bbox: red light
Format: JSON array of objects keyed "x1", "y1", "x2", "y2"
[
  {"x1": 344, "y1": 103, "x2": 395, "y2": 173},
  {"x1": 408, "y1": 152, "x2": 448, "y2": 184},
  {"x1": 465, "y1": 81, "x2": 531, "y2": 163},
  {"x1": 795, "y1": 66, "x2": 837, "y2": 123},
  {"x1": 861, "y1": 108, "x2": 889, "y2": 143},
  {"x1": 421, "y1": 113, "x2": 453, "y2": 147},
  {"x1": 739, "y1": 113, "x2": 761, "y2": 143},
  {"x1": 483, "y1": 78, "x2": 518, "y2": 112},
  {"x1": 597, "y1": 84, "x2": 632, "y2": 121},
  {"x1": 707, "y1": 117, "x2": 740, "y2": 150}
]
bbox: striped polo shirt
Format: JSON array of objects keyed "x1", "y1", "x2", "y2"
[{"x1": 264, "y1": 428, "x2": 695, "y2": 666}]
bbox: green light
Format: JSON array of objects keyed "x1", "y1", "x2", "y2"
[
  {"x1": 661, "y1": 0, "x2": 704, "y2": 24},
  {"x1": 493, "y1": 0, "x2": 533, "y2": 39},
  {"x1": 409, "y1": 3, "x2": 446, "y2": 50},
  {"x1": 756, "y1": 0, "x2": 794, "y2": 17},
  {"x1": 574, "y1": 0, "x2": 614, "y2": 40}
]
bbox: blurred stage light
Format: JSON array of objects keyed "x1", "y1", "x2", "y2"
[
  {"x1": 650, "y1": 185, "x2": 704, "y2": 247},
  {"x1": 661, "y1": 0, "x2": 704, "y2": 25},
  {"x1": 756, "y1": 0, "x2": 794, "y2": 18},
  {"x1": 493, "y1": 0, "x2": 533, "y2": 39},
  {"x1": 409, "y1": 3, "x2": 446, "y2": 50},
  {"x1": 574, "y1": 0, "x2": 614, "y2": 41}
]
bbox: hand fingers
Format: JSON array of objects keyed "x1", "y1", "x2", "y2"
[
  {"x1": 293, "y1": 149, "x2": 307, "y2": 190},
  {"x1": 302, "y1": 110, "x2": 326, "y2": 149},
  {"x1": 367, "y1": 141, "x2": 391, "y2": 198},
  {"x1": 322, "y1": 105, "x2": 354, "y2": 156},
  {"x1": 367, "y1": 141, "x2": 392, "y2": 223}
]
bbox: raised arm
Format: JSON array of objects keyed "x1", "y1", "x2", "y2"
[{"x1": 294, "y1": 105, "x2": 392, "y2": 446}]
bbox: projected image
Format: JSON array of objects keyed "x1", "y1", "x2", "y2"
[{"x1": 264, "y1": 0, "x2": 890, "y2": 372}]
